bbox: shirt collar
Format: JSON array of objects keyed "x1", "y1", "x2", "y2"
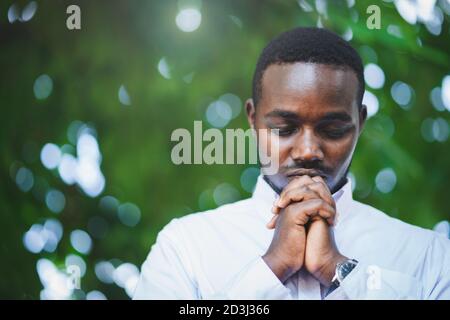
[{"x1": 251, "y1": 174, "x2": 353, "y2": 226}]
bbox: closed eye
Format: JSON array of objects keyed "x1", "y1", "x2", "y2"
[
  {"x1": 319, "y1": 124, "x2": 354, "y2": 139},
  {"x1": 269, "y1": 126, "x2": 298, "y2": 137}
]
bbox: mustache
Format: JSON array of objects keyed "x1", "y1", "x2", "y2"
[{"x1": 281, "y1": 161, "x2": 330, "y2": 174}]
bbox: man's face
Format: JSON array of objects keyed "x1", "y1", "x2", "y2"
[{"x1": 247, "y1": 62, "x2": 367, "y2": 193}]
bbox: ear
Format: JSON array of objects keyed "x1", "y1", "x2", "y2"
[
  {"x1": 245, "y1": 98, "x2": 256, "y2": 130},
  {"x1": 358, "y1": 104, "x2": 368, "y2": 136}
]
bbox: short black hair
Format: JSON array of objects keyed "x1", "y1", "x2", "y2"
[{"x1": 252, "y1": 27, "x2": 364, "y2": 108}]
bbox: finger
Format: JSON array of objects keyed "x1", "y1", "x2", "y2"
[
  {"x1": 273, "y1": 187, "x2": 321, "y2": 214},
  {"x1": 269, "y1": 188, "x2": 320, "y2": 228},
  {"x1": 310, "y1": 176, "x2": 332, "y2": 195},
  {"x1": 269, "y1": 194, "x2": 336, "y2": 229},
  {"x1": 311, "y1": 176, "x2": 329, "y2": 193},
  {"x1": 306, "y1": 181, "x2": 335, "y2": 210},
  {"x1": 286, "y1": 198, "x2": 336, "y2": 226},
  {"x1": 280, "y1": 175, "x2": 315, "y2": 197},
  {"x1": 274, "y1": 175, "x2": 335, "y2": 211},
  {"x1": 273, "y1": 175, "x2": 314, "y2": 210},
  {"x1": 310, "y1": 176, "x2": 335, "y2": 210},
  {"x1": 266, "y1": 214, "x2": 278, "y2": 229}
]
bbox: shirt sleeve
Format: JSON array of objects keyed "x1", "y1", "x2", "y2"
[
  {"x1": 133, "y1": 220, "x2": 199, "y2": 299},
  {"x1": 133, "y1": 218, "x2": 293, "y2": 300},
  {"x1": 424, "y1": 234, "x2": 450, "y2": 299},
  {"x1": 326, "y1": 234, "x2": 450, "y2": 300},
  {"x1": 210, "y1": 257, "x2": 293, "y2": 300},
  {"x1": 325, "y1": 262, "x2": 424, "y2": 299}
]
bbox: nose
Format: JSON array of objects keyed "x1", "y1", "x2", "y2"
[{"x1": 290, "y1": 127, "x2": 324, "y2": 163}]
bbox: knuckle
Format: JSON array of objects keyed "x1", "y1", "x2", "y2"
[
  {"x1": 301, "y1": 184, "x2": 311, "y2": 192},
  {"x1": 312, "y1": 181, "x2": 327, "y2": 192},
  {"x1": 285, "y1": 189, "x2": 296, "y2": 199}
]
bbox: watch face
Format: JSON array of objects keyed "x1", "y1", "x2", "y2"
[{"x1": 338, "y1": 260, "x2": 357, "y2": 281}]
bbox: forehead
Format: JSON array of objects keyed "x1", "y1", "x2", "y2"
[{"x1": 260, "y1": 62, "x2": 359, "y2": 118}]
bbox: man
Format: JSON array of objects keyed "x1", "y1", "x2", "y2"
[{"x1": 133, "y1": 27, "x2": 450, "y2": 299}]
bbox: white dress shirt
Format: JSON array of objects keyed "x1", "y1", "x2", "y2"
[{"x1": 133, "y1": 175, "x2": 450, "y2": 300}]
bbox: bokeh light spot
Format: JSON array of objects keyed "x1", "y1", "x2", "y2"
[
  {"x1": 95, "y1": 261, "x2": 115, "y2": 284},
  {"x1": 391, "y1": 81, "x2": 413, "y2": 109},
  {"x1": 176, "y1": 8, "x2": 202, "y2": 32},
  {"x1": 8, "y1": 4, "x2": 20, "y2": 23},
  {"x1": 206, "y1": 100, "x2": 232, "y2": 128},
  {"x1": 364, "y1": 63, "x2": 385, "y2": 89},
  {"x1": 219, "y1": 93, "x2": 242, "y2": 119},
  {"x1": 432, "y1": 118, "x2": 449, "y2": 142},
  {"x1": 213, "y1": 183, "x2": 240, "y2": 206},
  {"x1": 430, "y1": 87, "x2": 445, "y2": 111},
  {"x1": 240, "y1": 167, "x2": 260, "y2": 193},
  {"x1": 157, "y1": 57, "x2": 171, "y2": 79},
  {"x1": 442, "y1": 75, "x2": 450, "y2": 111},
  {"x1": 117, "y1": 203, "x2": 141, "y2": 227},
  {"x1": 70, "y1": 230, "x2": 92, "y2": 255},
  {"x1": 113, "y1": 262, "x2": 140, "y2": 297},
  {"x1": 86, "y1": 290, "x2": 107, "y2": 300},
  {"x1": 23, "y1": 225, "x2": 46, "y2": 254},
  {"x1": 65, "y1": 254, "x2": 86, "y2": 277},
  {"x1": 33, "y1": 74, "x2": 53, "y2": 100},
  {"x1": 362, "y1": 90, "x2": 379, "y2": 118},
  {"x1": 99, "y1": 195, "x2": 120, "y2": 214},
  {"x1": 58, "y1": 154, "x2": 77, "y2": 185},
  {"x1": 118, "y1": 85, "x2": 131, "y2": 106},
  {"x1": 375, "y1": 168, "x2": 397, "y2": 193},
  {"x1": 16, "y1": 167, "x2": 34, "y2": 192},
  {"x1": 21, "y1": 1, "x2": 38, "y2": 22},
  {"x1": 37, "y1": 258, "x2": 73, "y2": 300},
  {"x1": 40, "y1": 143, "x2": 62, "y2": 170},
  {"x1": 45, "y1": 189, "x2": 66, "y2": 213}
]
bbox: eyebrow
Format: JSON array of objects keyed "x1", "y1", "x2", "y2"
[
  {"x1": 320, "y1": 112, "x2": 352, "y2": 122},
  {"x1": 264, "y1": 109, "x2": 352, "y2": 122},
  {"x1": 264, "y1": 109, "x2": 298, "y2": 120}
]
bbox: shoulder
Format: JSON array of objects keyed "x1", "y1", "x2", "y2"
[
  {"x1": 351, "y1": 200, "x2": 440, "y2": 241},
  {"x1": 157, "y1": 197, "x2": 258, "y2": 241},
  {"x1": 342, "y1": 200, "x2": 450, "y2": 294},
  {"x1": 348, "y1": 199, "x2": 450, "y2": 262}
]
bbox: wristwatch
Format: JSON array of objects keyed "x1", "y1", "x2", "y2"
[{"x1": 331, "y1": 258, "x2": 358, "y2": 288}]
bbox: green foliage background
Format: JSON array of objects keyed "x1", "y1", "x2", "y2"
[{"x1": 0, "y1": 0, "x2": 449, "y2": 299}]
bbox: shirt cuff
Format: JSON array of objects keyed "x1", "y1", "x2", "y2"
[
  {"x1": 326, "y1": 262, "x2": 423, "y2": 300},
  {"x1": 218, "y1": 256, "x2": 293, "y2": 300}
]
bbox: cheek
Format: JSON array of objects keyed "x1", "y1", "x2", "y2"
[
  {"x1": 256, "y1": 130, "x2": 290, "y2": 164},
  {"x1": 277, "y1": 138, "x2": 295, "y2": 165},
  {"x1": 324, "y1": 135, "x2": 357, "y2": 168}
]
